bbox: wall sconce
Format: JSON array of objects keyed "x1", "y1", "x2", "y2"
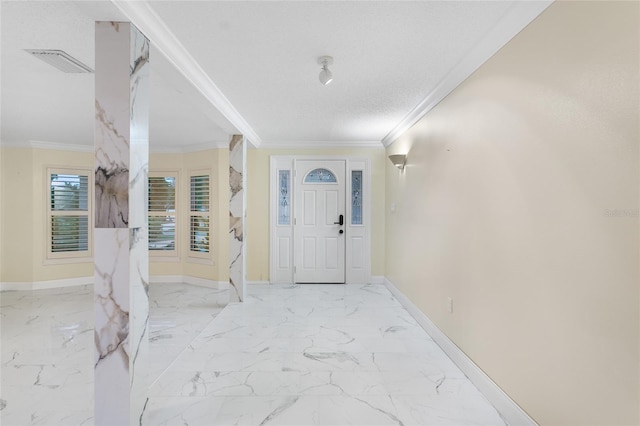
[
  {"x1": 318, "y1": 56, "x2": 334, "y2": 85},
  {"x1": 388, "y1": 154, "x2": 407, "y2": 170}
]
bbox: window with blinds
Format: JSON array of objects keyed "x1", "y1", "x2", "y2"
[
  {"x1": 189, "y1": 173, "x2": 210, "y2": 255},
  {"x1": 48, "y1": 169, "x2": 91, "y2": 259},
  {"x1": 148, "y1": 173, "x2": 177, "y2": 256}
]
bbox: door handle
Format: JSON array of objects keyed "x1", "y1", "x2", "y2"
[{"x1": 333, "y1": 214, "x2": 344, "y2": 226}]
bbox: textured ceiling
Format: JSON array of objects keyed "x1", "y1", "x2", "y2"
[
  {"x1": 149, "y1": 1, "x2": 515, "y2": 145},
  {"x1": 0, "y1": 1, "x2": 550, "y2": 151},
  {"x1": 1, "y1": 1, "x2": 233, "y2": 150}
]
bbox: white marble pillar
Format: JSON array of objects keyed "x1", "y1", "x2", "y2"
[
  {"x1": 94, "y1": 21, "x2": 150, "y2": 425},
  {"x1": 229, "y1": 134, "x2": 246, "y2": 302}
]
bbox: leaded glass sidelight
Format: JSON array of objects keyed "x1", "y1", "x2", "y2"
[
  {"x1": 304, "y1": 168, "x2": 337, "y2": 183},
  {"x1": 352, "y1": 170, "x2": 363, "y2": 225},
  {"x1": 278, "y1": 170, "x2": 290, "y2": 225}
]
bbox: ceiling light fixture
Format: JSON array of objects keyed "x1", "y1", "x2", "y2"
[
  {"x1": 25, "y1": 49, "x2": 94, "y2": 73},
  {"x1": 318, "y1": 56, "x2": 334, "y2": 86}
]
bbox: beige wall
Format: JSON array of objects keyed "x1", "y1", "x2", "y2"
[
  {"x1": 0, "y1": 147, "x2": 229, "y2": 283},
  {"x1": 0, "y1": 148, "x2": 94, "y2": 283},
  {"x1": 1, "y1": 145, "x2": 383, "y2": 284},
  {"x1": 149, "y1": 150, "x2": 229, "y2": 281},
  {"x1": 246, "y1": 147, "x2": 386, "y2": 281},
  {"x1": 385, "y1": 2, "x2": 639, "y2": 425},
  {"x1": 1, "y1": 148, "x2": 37, "y2": 283}
]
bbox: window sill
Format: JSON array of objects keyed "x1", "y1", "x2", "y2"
[
  {"x1": 44, "y1": 256, "x2": 93, "y2": 266},
  {"x1": 150, "y1": 255, "x2": 180, "y2": 263}
]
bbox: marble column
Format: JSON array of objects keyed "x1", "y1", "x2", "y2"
[
  {"x1": 94, "y1": 21, "x2": 150, "y2": 425},
  {"x1": 229, "y1": 134, "x2": 246, "y2": 302}
]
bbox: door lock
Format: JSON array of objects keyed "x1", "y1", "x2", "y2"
[
  {"x1": 333, "y1": 214, "x2": 344, "y2": 226},
  {"x1": 339, "y1": 229, "x2": 344, "y2": 234}
]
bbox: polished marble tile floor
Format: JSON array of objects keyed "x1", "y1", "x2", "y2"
[
  {"x1": 1, "y1": 283, "x2": 505, "y2": 425},
  {"x1": 0, "y1": 283, "x2": 227, "y2": 425}
]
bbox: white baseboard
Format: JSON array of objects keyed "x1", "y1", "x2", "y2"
[
  {"x1": 383, "y1": 277, "x2": 537, "y2": 426},
  {"x1": 370, "y1": 275, "x2": 385, "y2": 284},
  {"x1": 1, "y1": 276, "x2": 93, "y2": 291},
  {"x1": 148, "y1": 275, "x2": 184, "y2": 284},
  {"x1": 2, "y1": 276, "x2": 227, "y2": 292},
  {"x1": 247, "y1": 280, "x2": 383, "y2": 286},
  {"x1": 149, "y1": 275, "x2": 227, "y2": 289}
]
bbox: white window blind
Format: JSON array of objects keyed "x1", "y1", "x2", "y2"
[
  {"x1": 148, "y1": 174, "x2": 177, "y2": 255},
  {"x1": 189, "y1": 174, "x2": 210, "y2": 255},
  {"x1": 48, "y1": 169, "x2": 91, "y2": 259}
]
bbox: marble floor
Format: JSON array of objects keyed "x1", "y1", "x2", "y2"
[
  {"x1": 1, "y1": 283, "x2": 506, "y2": 426},
  {"x1": 0, "y1": 283, "x2": 227, "y2": 425}
]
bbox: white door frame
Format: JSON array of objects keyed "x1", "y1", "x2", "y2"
[{"x1": 270, "y1": 155, "x2": 371, "y2": 284}]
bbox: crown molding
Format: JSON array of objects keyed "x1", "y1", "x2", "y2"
[
  {"x1": 381, "y1": 0, "x2": 553, "y2": 148},
  {"x1": 30, "y1": 140, "x2": 94, "y2": 152},
  {"x1": 0, "y1": 140, "x2": 93, "y2": 152},
  {"x1": 152, "y1": 140, "x2": 230, "y2": 154},
  {"x1": 261, "y1": 140, "x2": 384, "y2": 150},
  {"x1": 111, "y1": 0, "x2": 262, "y2": 148},
  {"x1": 0, "y1": 141, "x2": 30, "y2": 149},
  {"x1": 0, "y1": 139, "x2": 232, "y2": 154}
]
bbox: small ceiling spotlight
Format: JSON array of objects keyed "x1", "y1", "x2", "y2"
[{"x1": 318, "y1": 56, "x2": 334, "y2": 85}]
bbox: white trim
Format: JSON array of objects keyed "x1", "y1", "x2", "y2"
[
  {"x1": 383, "y1": 277, "x2": 538, "y2": 426},
  {"x1": 151, "y1": 140, "x2": 231, "y2": 154},
  {"x1": 1, "y1": 276, "x2": 93, "y2": 292},
  {"x1": 247, "y1": 280, "x2": 270, "y2": 286},
  {"x1": 148, "y1": 170, "x2": 180, "y2": 259},
  {"x1": 0, "y1": 141, "x2": 28, "y2": 148},
  {"x1": 149, "y1": 275, "x2": 184, "y2": 284},
  {"x1": 270, "y1": 156, "x2": 372, "y2": 285},
  {"x1": 31, "y1": 140, "x2": 93, "y2": 152},
  {"x1": 346, "y1": 159, "x2": 371, "y2": 284},
  {"x1": 381, "y1": 1, "x2": 552, "y2": 147},
  {"x1": 270, "y1": 157, "x2": 294, "y2": 284},
  {"x1": 262, "y1": 140, "x2": 384, "y2": 149},
  {"x1": 370, "y1": 275, "x2": 384, "y2": 284},
  {"x1": 150, "y1": 275, "x2": 227, "y2": 289},
  {"x1": 187, "y1": 169, "x2": 213, "y2": 262},
  {"x1": 0, "y1": 140, "x2": 93, "y2": 152},
  {"x1": 185, "y1": 277, "x2": 227, "y2": 289},
  {"x1": 2, "y1": 276, "x2": 228, "y2": 291},
  {"x1": 111, "y1": 1, "x2": 261, "y2": 147},
  {"x1": 46, "y1": 167, "x2": 94, "y2": 261},
  {"x1": 0, "y1": 139, "x2": 230, "y2": 154}
]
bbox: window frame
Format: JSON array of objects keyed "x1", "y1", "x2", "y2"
[
  {"x1": 148, "y1": 170, "x2": 179, "y2": 261},
  {"x1": 187, "y1": 169, "x2": 212, "y2": 262},
  {"x1": 45, "y1": 167, "x2": 93, "y2": 263}
]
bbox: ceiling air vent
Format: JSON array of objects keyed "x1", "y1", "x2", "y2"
[{"x1": 25, "y1": 49, "x2": 93, "y2": 73}]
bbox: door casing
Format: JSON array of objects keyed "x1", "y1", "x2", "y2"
[{"x1": 269, "y1": 155, "x2": 371, "y2": 284}]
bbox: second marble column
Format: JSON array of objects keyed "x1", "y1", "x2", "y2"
[{"x1": 229, "y1": 134, "x2": 246, "y2": 302}]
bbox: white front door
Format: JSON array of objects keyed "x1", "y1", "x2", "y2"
[{"x1": 294, "y1": 160, "x2": 346, "y2": 283}]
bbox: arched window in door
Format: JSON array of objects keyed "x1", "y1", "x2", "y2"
[{"x1": 304, "y1": 168, "x2": 337, "y2": 183}]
